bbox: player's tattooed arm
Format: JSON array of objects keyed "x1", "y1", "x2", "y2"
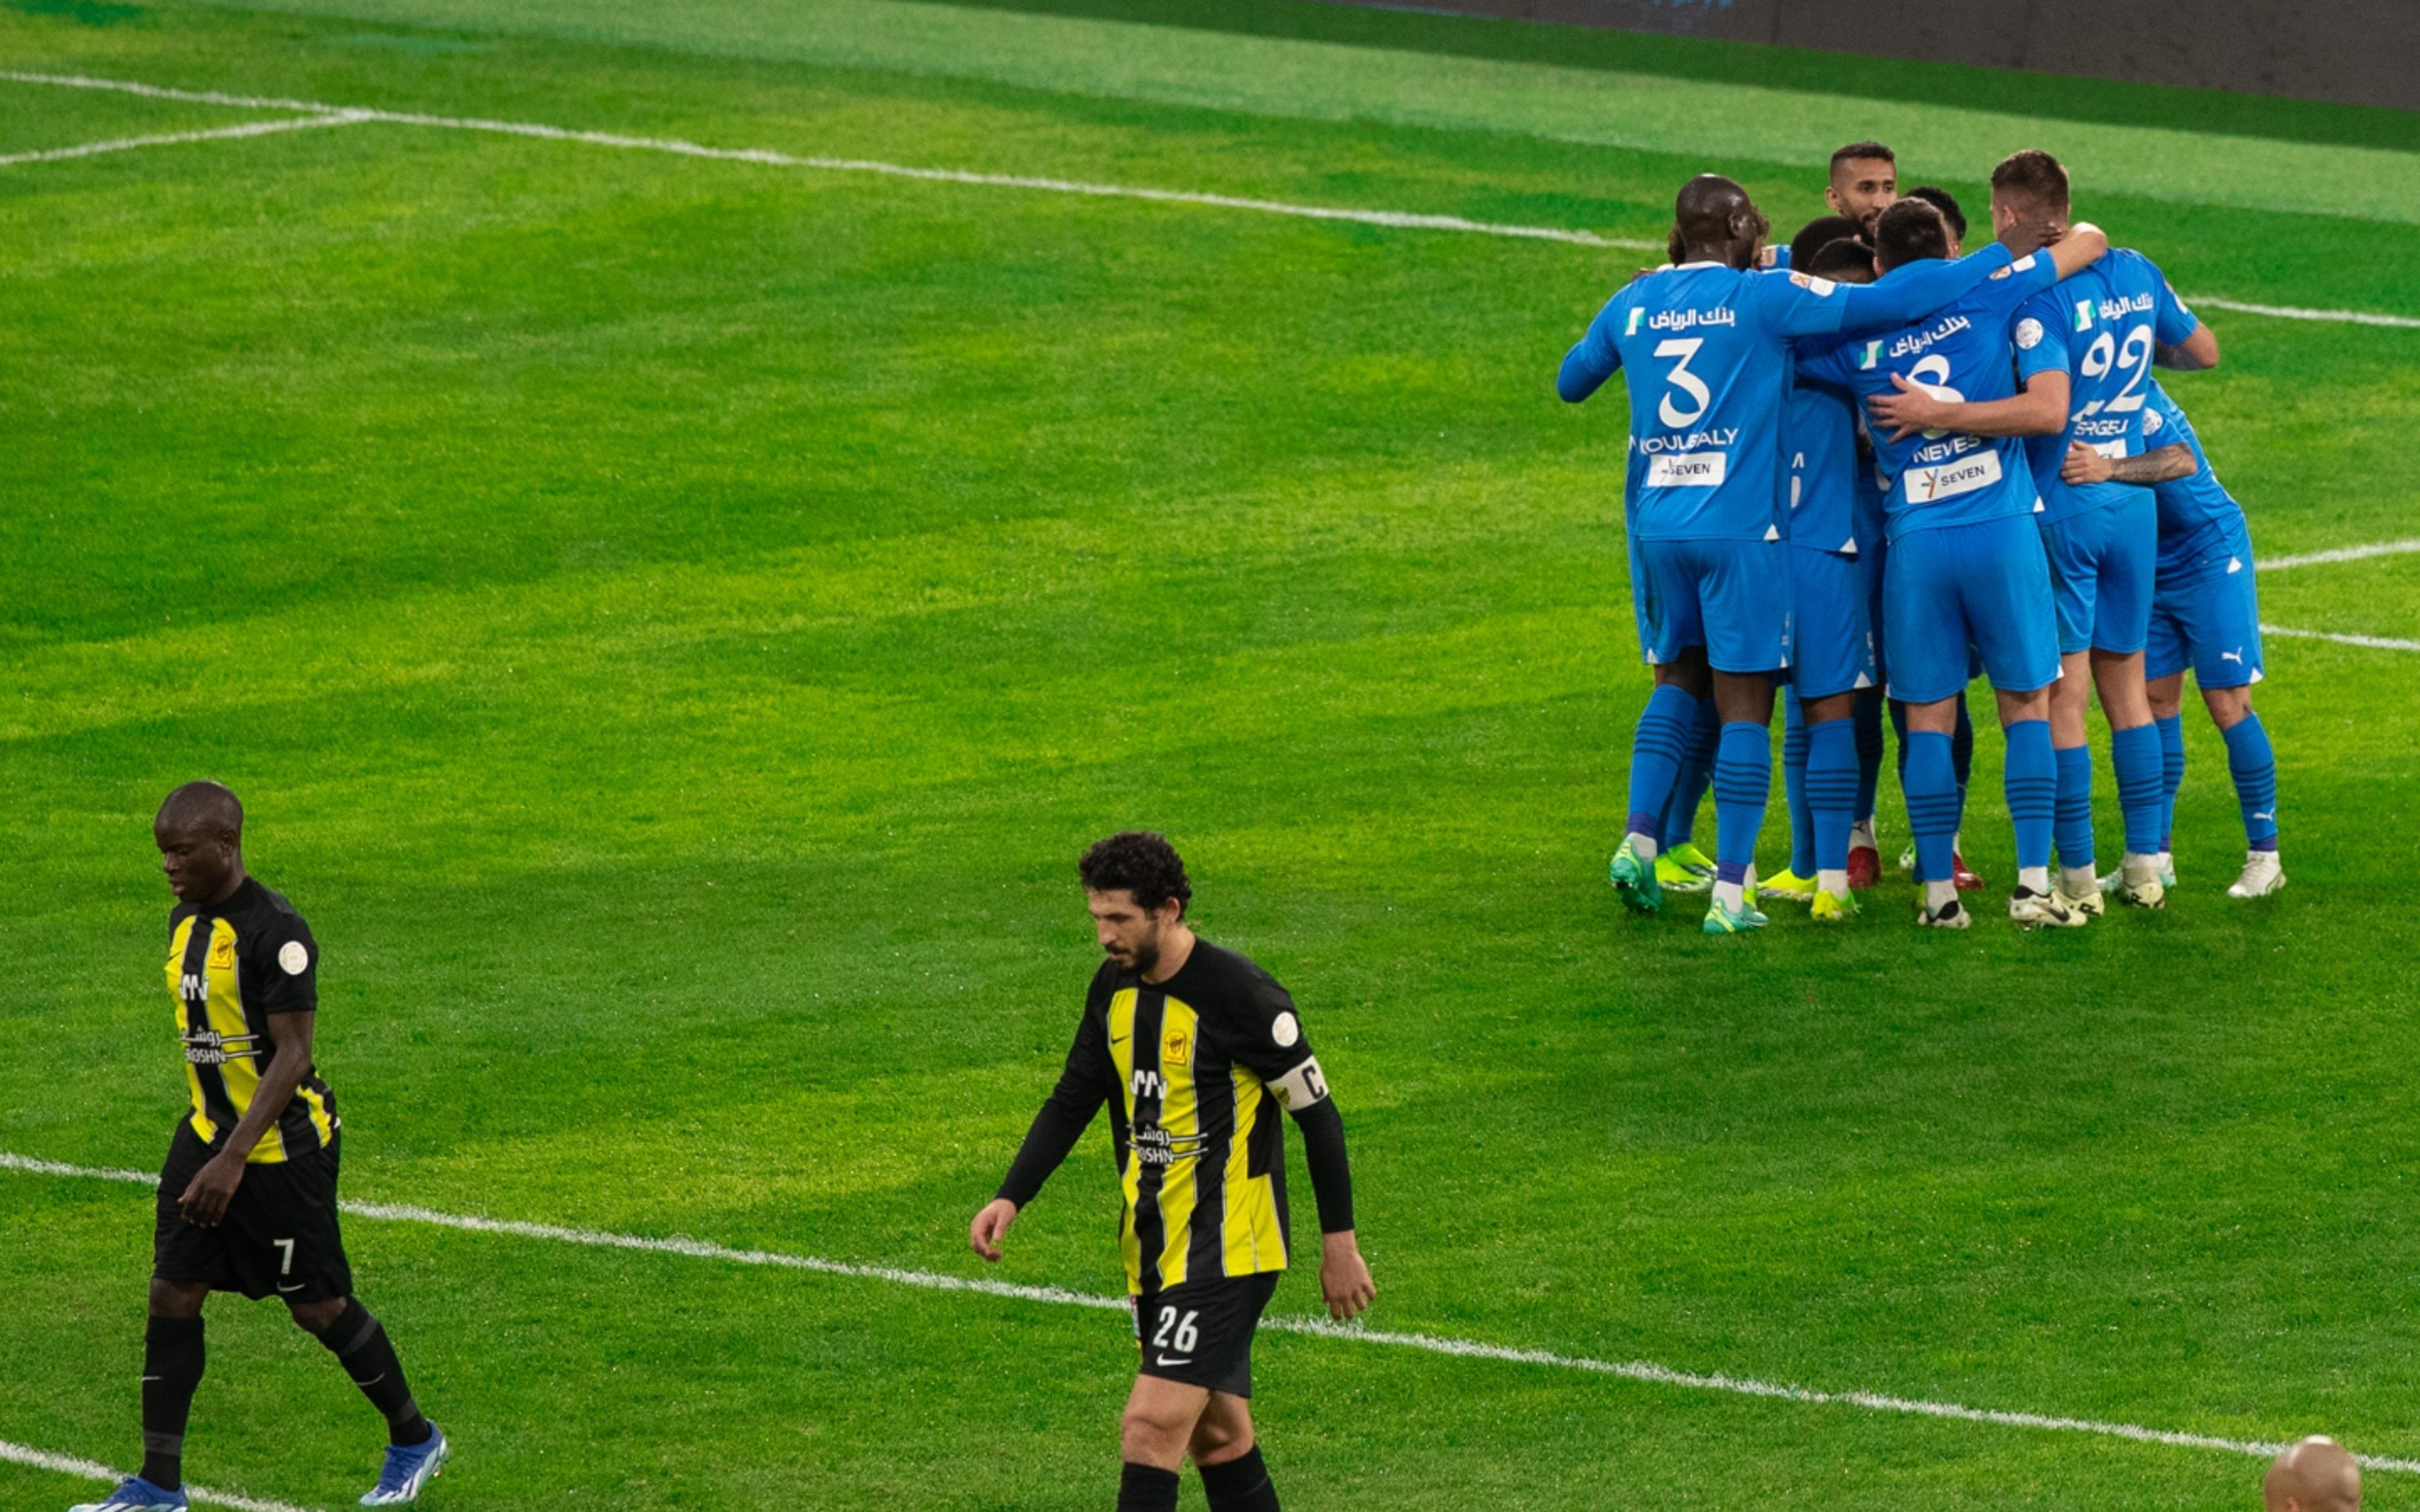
[
  {"x1": 179, "y1": 1010, "x2": 318, "y2": 1227},
  {"x1": 2063, "y1": 440, "x2": 2196, "y2": 487},
  {"x1": 2155, "y1": 323, "x2": 2221, "y2": 371}
]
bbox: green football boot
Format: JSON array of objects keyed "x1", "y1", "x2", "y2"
[
  {"x1": 1609, "y1": 836, "x2": 1662, "y2": 915},
  {"x1": 1656, "y1": 842, "x2": 1717, "y2": 895},
  {"x1": 1701, "y1": 895, "x2": 1769, "y2": 934}
]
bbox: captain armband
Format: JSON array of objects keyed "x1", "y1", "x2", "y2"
[{"x1": 1267, "y1": 1056, "x2": 1331, "y2": 1112}]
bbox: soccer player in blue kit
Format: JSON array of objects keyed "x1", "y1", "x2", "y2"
[
  {"x1": 1801, "y1": 197, "x2": 2109, "y2": 928},
  {"x1": 2061, "y1": 382, "x2": 2284, "y2": 896},
  {"x1": 1997, "y1": 152, "x2": 2220, "y2": 912},
  {"x1": 1559, "y1": 175, "x2": 2053, "y2": 934},
  {"x1": 1762, "y1": 226, "x2": 1886, "y2": 923}
]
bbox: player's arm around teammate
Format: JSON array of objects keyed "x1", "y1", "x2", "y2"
[{"x1": 971, "y1": 832, "x2": 1369, "y2": 1512}]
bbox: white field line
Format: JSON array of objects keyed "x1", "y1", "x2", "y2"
[
  {"x1": 0, "y1": 1437, "x2": 324, "y2": 1512},
  {"x1": 2261, "y1": 538, "x2": 2420, "y2": 571},
  {"x1": 0, "y1": 113, "x2": 370, "y2": 169},
  {"x1": 14, "y1": 67, "x2": 2420, "y2": 326},
  {"x1": 8, "y1": 1152, "x2": 2417, "y2": 1475},
  {"x1": 2192, "y1": 297, "x2": 2420, "y2": 331},
  {"x1": 2261, "y1": 622, "x2": 2420, "y2": 653}
]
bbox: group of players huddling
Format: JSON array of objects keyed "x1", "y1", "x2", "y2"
[{"x1": 1561, "y1": 144, "x2": 2286, "y2": 932}]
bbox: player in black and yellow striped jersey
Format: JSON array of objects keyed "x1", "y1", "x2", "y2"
[
  {"x1": 971, "y1": 832, "x2": 1373, "y2": 1512},
  {"x1": 72, "y1": 784, "x2": 447, "y2": 1512}
]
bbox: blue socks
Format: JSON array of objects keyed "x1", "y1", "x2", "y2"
[
  {"x1": 1661, "y1": 693, "x2": 1719, "y2": 849},
  {"x1": 2222, "y1": 713, "x2": 2279, "y2": 851},
  {"x1": 1806, "y1": 718, "x2": 1859, "y2": 877},
  {"x1": 1712, "y1": 720, "x2": 1772, "y2": 881},
  {"x1": 1852, "y1": 690, "x2": 1884, "y2": 828},
  {"x1": 1904, "y1": 731, "x2": 1960, "y2": 891},
  {"x1": 1782, "y1": 692, "x2": 1813, "y2": 876},
  {"x1": 2003, "y1": 718, "x2": 2056, "y2": 874},
  {"x1": 2111, "y1": 721, "x2": 2167, "y2": 857},
  {"x1": 2054, "y1": 742, "x2": 2095, "y2": 871},
  {"x1": 2157, "y1": 713, "x2": 2185, "y2": 853},
  {"x1": 1626, "y1": 684, "x2": 1697, "y2": 842}
]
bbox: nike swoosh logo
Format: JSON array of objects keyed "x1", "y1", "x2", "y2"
[
  {"x1": 140, "y1": 1376, "x2": 162, "y2": 1383},
  {"x1": 1154, "y1": 1354, "x2": 1191, "y2": 1367},
  {"x1": 279, "y1": 1281, "x2": 306, "y2": 1293},
  {"x1": 1110, "y1": 1034, "x2": 1130, "y2": 1045}
]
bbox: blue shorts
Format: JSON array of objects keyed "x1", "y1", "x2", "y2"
[
  {"x1": 1631, "y1": 535, "x2": 1791, "y2": 675},
  {"x1": 1868, "y1": 538, "x2": 1979, "y2": 691},
  {"x1": 1789, "y1": 545, "x2": 1877, "y2": 699},
  {"x1": 2040, "y1": 490, "x2": 2157, "y2": 656},
  {"x1": 2147, "y1": 517, "x2": 2264, "y2": 687},
  {"x1": 1882, "y1": 514, "x2": 2060, "y2": 704}
]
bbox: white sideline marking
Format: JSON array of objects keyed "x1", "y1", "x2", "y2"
[
  {"x1": 8, "y1": 1152, "x2": 2417, "y2": 1474},
  {"x1": 0, "y1": 1437, "x2": 322, "y2": 1512},
  {"x1": 2192, "y1": 297, "x2": 2420, "y2": 331},
  {"x1": 2261, "y1": 622, "x2": 2420, "y2": 653},
  {"x1": 0, "y1": 114, "x2": 369, "y2": 169},
  {"x1": 11, "y1": 67, "x2": 2420, "y2": 328},
  {"x1": 2261, "y1": 538, "x2": 2420, "y2": 571},
  {"x1": 0, "y1": 69, "x2": 1651, "y2": 250}
]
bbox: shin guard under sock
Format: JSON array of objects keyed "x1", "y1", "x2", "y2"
[
  {"x1": 2110, "y1": 722, "x2": 2167, "y2": 858},
  {"x1": 1200, "y1": 1446, "x2": 1282, "y2": 1512},
  {"x1": 2157, "y1": 713, "x2": 2186, "y2": 854},
  {"x1": 2222, "y1": 713, "x2": 2279, "y2": 851},
  {"x1": 2054, "y1": 743, "x2": 2095, "y2": 872},
  {"x1": 1806, "y1": 718, "x2": 1858, "y2": 878},
  {"x1": 310, "y1": 1300, "x2": 431, "y2": 1447},
  {"x1": 2002, "y1": 719, "x2": 2056, "y2": 874},
  {"x1": 141, "y1": 1315, "x2": 205, "y2": 1490},
  {"x1": 1905, "y1": 731, "x2": 1959, "y2": 890},
  {"x1": 1119, "y1": 1462, "x2": 1182, "y2": 1512},
  {"x1": 1627, "y1": 684, "x2": 1698, "y2": 844}
]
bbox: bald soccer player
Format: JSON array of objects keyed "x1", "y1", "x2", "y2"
[
  {"x1": 76, "y1": 784, "x2": 447, "y2": 1512},
  {"x1": 2267, "y1": 1437, "x2": 2360, "y2": 1512}
]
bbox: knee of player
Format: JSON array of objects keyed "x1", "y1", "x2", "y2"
[
  {"x1": 286, "y1": 1295, "x2": 350, "y2": 1335},
  {"x1": 1120, "y1": 1402, "x2": 1193, "y2": 1453},
  {"x1": 2203, "y1": 685, "x2": 2254, "y2": 728},
  {"x1": 147, "y1": 1276, "x2": 209, "y2": 1318},
  {"x1": 1189, "y1": 1410, "x2": 1253, "y2": 1462}
]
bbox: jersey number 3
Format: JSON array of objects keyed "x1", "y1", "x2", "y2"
[{"x1": 1655, "y1": 338, "x2": 1710, "y2": 428}]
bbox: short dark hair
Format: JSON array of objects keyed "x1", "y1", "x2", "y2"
[
  {"x1": 1873, "y1": 198, "x2": 1949, "y2": 272},
  {"x1": 1829, "y1": 141, "x2": 1895, "y2": 176},
  {"x1": 1789, "y1": 214, "x2": 1863, "y2": 270},
  {"x1": 1805, "y1": 236, "x2": 1878, "y2": 283},
  {"x1": 1078, "y1": 831, "x2": 1192, "y2": 917},
  {"x1": 1903, "y1": 185, "x2": 1966, "y2": 242},
  {"x1": 1990, "y1": 149, "x2": 2070, "y2": 215}
]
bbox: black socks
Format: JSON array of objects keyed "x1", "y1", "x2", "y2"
[
  {"x1": 1200, "y1": 1445, "x2": 1281, "y2": 1512},
  {"x1": 139, "y1": 1315, "x2": 206, "y2": 1490},
  {"x1": 1116, "y1": 1462, "x2": 1180, "y2": 1512},
  {"x1": 309, "y1": 1300, "x2": 432, "y2": 1446}
]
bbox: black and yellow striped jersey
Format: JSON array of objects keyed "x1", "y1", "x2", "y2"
[
  {"x1": 1001, "y1": 940, "x2": 1332, "y2": 1295},
  {"x1": 164, "y1": 877, "x2": 338, "y2": 1164}
]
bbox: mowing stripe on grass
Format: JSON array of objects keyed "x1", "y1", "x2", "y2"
[
  {"x1": 8, "y1": 1150, "x2": 2417, "y2": 1475},
  {"x1": 9, "y1": 68, "x2": 2420, "y2": 329},
  {"x1": 2262, "y1": 539, "x2": 2420, "y2": 571},
  {"x1": 0, "y1": 115, "x2": 372, "y2": 169},
  {"x1": 0, "y1": 1438, "x2": 322, "y2": 1512}
]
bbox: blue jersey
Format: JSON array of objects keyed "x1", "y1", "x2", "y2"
[
  {"x1": 1795, "y1": 250, "x2": 2064, "y2": 541},
  {"x1": 1785, "y1": 375, "x2": 1865, "y2": 554},
  {"x1": 2141, "y1": 382, "x2": 2244, "y2": 573},
  {"x1": 1558, "y1": 243, "x2": 2015, "y2": 543},
  {"x1": 2014, "y1": 248, "x2": 2200, "y2": 522}
]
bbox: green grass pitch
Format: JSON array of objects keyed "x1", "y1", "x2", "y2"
[{"x1": 4, "y1": 1, "x2": 2419, "y2": 1507}]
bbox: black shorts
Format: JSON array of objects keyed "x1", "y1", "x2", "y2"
[
  {"x1": 1131, "y1": 1271, "x2": 1279, "y2": 1397},
  {"x1": 154, "y1": 1123, "x2": 353, "y2": 1303}
]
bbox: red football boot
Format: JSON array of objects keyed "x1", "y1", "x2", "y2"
[
  {"x1": 1952, "y1": 849, "x2": 1986, "y2": 891},
  {"x1": 1847, "y1": 842, "x2": 1881, "y2": 891}
]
